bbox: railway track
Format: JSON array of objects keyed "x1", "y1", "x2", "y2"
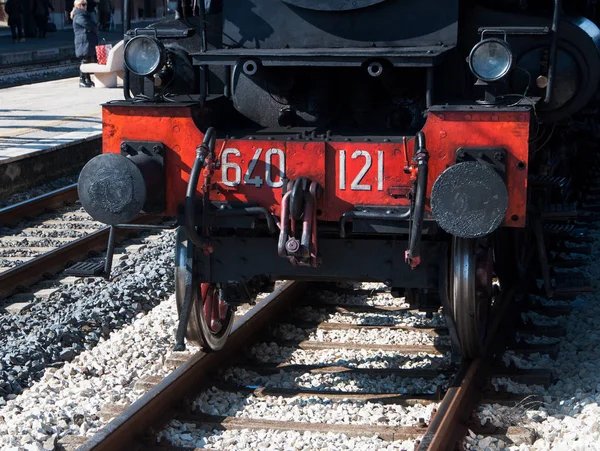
[
  {"x1": 67, "y1": 174, "x2": 597, "y2": 449},
  {"x1": 2, "y1": 175, "x2": 596, "y2": 450},
  {"x1": 0, "y1": 184, "x2": 163, "y2": 306},
  {"x1": 0, "y1": 59, "x2": 80, "y2": 89},
  {"x1": 70, "y1": 267, "x2": 584, "y2": 450}
]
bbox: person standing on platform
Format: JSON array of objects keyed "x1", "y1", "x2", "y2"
[
  {"x1": 86, "y1": 0, "x2": 97, "y2": 23},
  {"x1": 70, "y1": 0, "x2": 98, "y2": 88},
  {"x1": 5, "y1": 0, "x2": 25, "y2": 43},
  {"x1": 32, "y1": 0, "x2": 53, "y2": 38},
  {"x1": 97, "y1": 0, "x2": 110, "y2": 31}
]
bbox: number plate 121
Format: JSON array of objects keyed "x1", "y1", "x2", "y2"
[{"x1": 213, "y1": 141, "x2": 407, "y2": 219}]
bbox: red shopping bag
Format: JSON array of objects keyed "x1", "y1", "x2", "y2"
[{"x1": 96, "y1": 43, "x2": 112, "y2": 65}]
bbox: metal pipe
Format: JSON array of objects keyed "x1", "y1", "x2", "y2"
[
  {"x1": 122, "y1": 0, "x2": 132, "y2": 99},
  {"x1": 123, "y1": 70, "x2": 132, "y2": 99},
  {"x1": 103, "y1": 225, "x2": 117, "y2": 279},
  {"x1": 120, "y1": 0, "x2": 125, "y2": 34},
  {"x1": 198, "y1": 0, "x2": 208, "y2": 102},
  {"x1": 544, "y1": 0, "x2": 562, "y2": 105},
  {"x1": 300, "y1": 193, "x2": 313, "y2": 258},
  {"x1": 407, "y1": 131, "x2": 429, "y2": 265},
  {"x1": 426, "y1": 67, "x2": 434, "y2": 108},
  {"x1": 124, "y1": 0, "x2": 131, "y2": 30},
  {"x1": 224, "y1": 65, "x2": 231, "y2": 98},
  {"x1": 185, "y1": 127, "x2": 216, "y2": 250},
  {"x1": 278, "y1": 191, "x2": 292, "y2": 257}
]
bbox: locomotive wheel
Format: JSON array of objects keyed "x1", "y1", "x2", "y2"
[
  {"x1": 175, "y1": 227, "x2": 234, "y2": 352},
  {"x1": 449, "y1": 236, "x2": 494, "y2": 359}
]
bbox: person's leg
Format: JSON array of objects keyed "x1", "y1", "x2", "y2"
[
  {"x1": 16, "y1": 17, "x2": 23, "y2": 41},
  {"x1": 35, "y1": 15, "x2": 44, "y2": 37},
  {"x1": 9, "y1": 23, "x2": 18, "y2": 43},
  {"x1": 80, "y1": 58, "x2": 95, "y2": 87}
]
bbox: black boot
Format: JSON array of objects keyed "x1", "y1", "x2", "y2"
[
  {"x1": 79, "y1": 73, "x2": 93, "y2": 88},
  {"x1": 79, "y1": 74, "x2": 92, "y2": 88},
  {"x1": 84, "y1": 73, "x2": 95, "y2": 87}
]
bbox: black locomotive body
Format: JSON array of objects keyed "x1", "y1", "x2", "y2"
[{"x1": 77, "y1": 0, "x2": 600, "y2": 357}]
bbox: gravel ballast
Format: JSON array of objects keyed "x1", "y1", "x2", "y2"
[
  {"x1": 468, "y1": 227, "x2": 600, "y2": 450},
  {"x1": 4, "y1": 217, "x2": 600, "y2": 450},
  {"x1": 247, "y1": 342, "x2": 451, "y2": 369},
  {"x1": 192, "y1": 387, "x2": 437, "y2": 426},
  {"x1": 0, "y1": 295, "x2": 191, "y2": 450},
  {"x1": 160, "y1": 423, "x2": 419, "y2": 450},
  {"x1": 0, "y1": 230, "x2": 176, "y2": 400}
]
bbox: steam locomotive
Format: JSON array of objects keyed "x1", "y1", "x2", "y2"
[{"x1": 77, "y1": 0, "x2": 600, "y2": 357}]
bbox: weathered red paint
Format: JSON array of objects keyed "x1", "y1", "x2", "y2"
[{"x1": 102, "y1": 105, "x2": 529, "y2": 227}]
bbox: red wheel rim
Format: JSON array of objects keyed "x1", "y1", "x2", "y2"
[{"x1": 201, "y1": 283, "x2": 229, "y2": 333}]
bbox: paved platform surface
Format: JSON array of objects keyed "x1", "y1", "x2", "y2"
[
  {"x1": 0, "y1": 21, "x2": 152, "y2": 166},
  {"x1": 0, "y1": 77, "x2": 124, "y2": 164}
]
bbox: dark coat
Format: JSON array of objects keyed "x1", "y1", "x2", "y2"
[
  {"x1": 5, "y1": 0, "x2": 23, "y2": 26},
  {"x1": 33, "y1": 0, "x2": 53, "y2": 17},
  {"x1": 72, "y1": 8, "x2": 98, "y2": 58}
]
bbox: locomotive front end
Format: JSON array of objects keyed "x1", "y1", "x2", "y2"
[{"x1": 77, "y1": 0, "x2": 600, "y2": 358}]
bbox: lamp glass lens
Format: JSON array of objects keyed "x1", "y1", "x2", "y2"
[
  {"x1": 471, "y1": 41, "x2": 511, "y2": 81},
  {"x1": 125, "y1": 38, "x2": 161, "y2": 75}
]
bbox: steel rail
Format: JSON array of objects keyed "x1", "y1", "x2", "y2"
[
  {"x1": 0, "y1": 215, "x2": 158, "y2": 300},
  {"x1": 79, "y1": 281, "x2": 308, "y2": 451},
  {"x1": 0, "y1": 179, "x2": 165, "y2": 299},
  {"x1": 416, "y1": 358, "x2": 488, "y2": 450},
  {"x1": 416, "y1": 285, "x2": 517, "y2": 450},
  {"x1": 1, "y1": 227, "x2": 113, "y2": 300},
  {"x1": 0, "y1": 184, "x2": 79, "y2": 226}
]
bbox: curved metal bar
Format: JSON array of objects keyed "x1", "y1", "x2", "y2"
[
  {"x1": 407, "y1": 131, "x2": 429, "y2": 264},
  {"x1": 278, "y1": 191, "x2": 292, "y2": 257},
  {"x1": 185, "y1": 127, "x2": 216, "y2": 250},
  {"x1": 300, "y1": 192, "x2": 313, "y2": 258}
]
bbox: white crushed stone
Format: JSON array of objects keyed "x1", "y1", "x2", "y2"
[
  {"x1": 224, "y1": 367, "x2": 449, "y2": 394},
  {"x1": 527, "y1": 294, "x2": 572, "y2": 307},
  {"x1": 0, "y1": 296, "x2": 196, "y2": 449},
  {"x1": 192, "y1": 387, "x2": 437, "y2": 427},
  {"x1": 313, "y1": 289, "x2": 410, "y2": 308},
  {"x1": 520, "y1": 311, "x2": 562, "y2": 327},
  {"x1": 271, "y1": 323, "x2": 449, "y2": 347},
  {"x1": 294, "y1": 305, "x2": 446, "y2": 327},
  {"x1": 473, "y1": 227, "x2": 600, "y2": 450},
  {"x1": 159, "y1": 422, "x2": 418, "y2": 450},
  {"x1": 501, "y1": 350, "x2": 553, "y2": 370},
  {"x1": 247, "y1": 343, "x2": 451, "y2": 369}
]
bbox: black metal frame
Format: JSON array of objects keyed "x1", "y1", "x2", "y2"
[
  {"x1": 197, "y1": 236, "x2": 446, "y2": 289},
  {"x1": 191, "y1": 47, "x2": 452, "y2": 69}
]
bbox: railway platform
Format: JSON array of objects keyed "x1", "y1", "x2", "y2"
[
  {"x1": 0, "y1": 22, "x2": 160, "y2": 196},
  {"x1": 0, "y1": 25, "x2": 125, "y2": 68},
  {"x1": 0, "y1": 22, "x2": 156, "y2": 196},
  {"x1": 0, "y1": 76, "x2": 124, "y2": 196}
]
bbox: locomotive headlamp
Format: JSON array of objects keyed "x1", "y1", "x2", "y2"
[
  {"x1": 124, "y1": 36, "x2": 166, "y2": 76},
  {"x1": 468, "y1": 38, "x2": 513, "y2": 82}
]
